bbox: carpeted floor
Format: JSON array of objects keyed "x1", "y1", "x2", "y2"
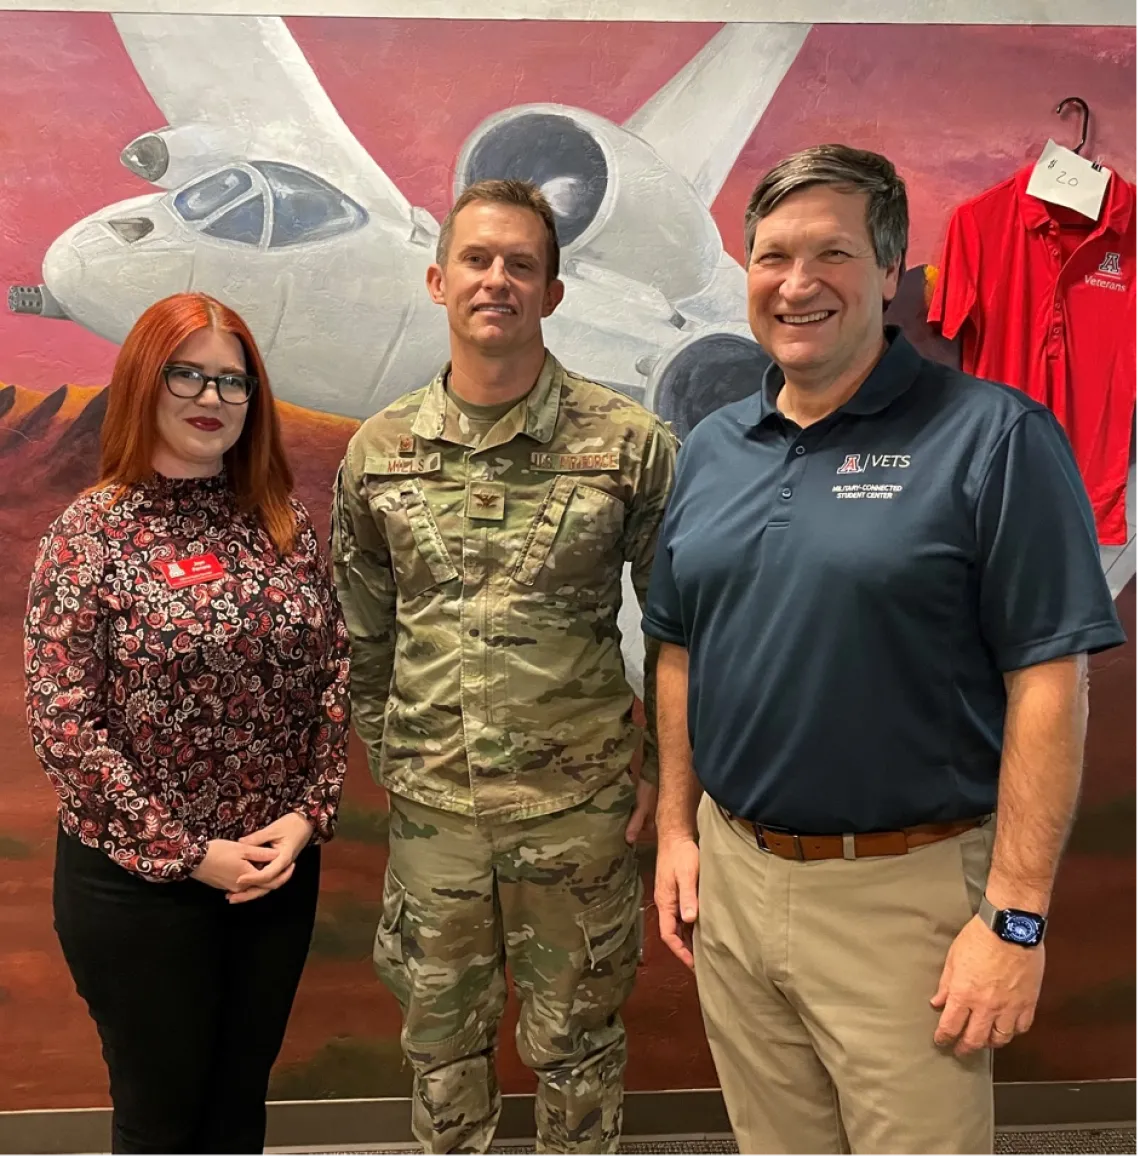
[
  {"x1": 337, "y1": 1125, "x2": 1135, "y2": 1154},
  {"x1": 994, "y1": 1128, "x2": 1136, "y2": 1154}
]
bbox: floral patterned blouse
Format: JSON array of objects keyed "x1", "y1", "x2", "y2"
[{"x1": 24, "y1": 473, "x2": 350, "y2": 882}]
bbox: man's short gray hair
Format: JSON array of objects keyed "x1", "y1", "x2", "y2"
[{"x1": 744, "y1": 145, "x2": 909, "y2": 272}]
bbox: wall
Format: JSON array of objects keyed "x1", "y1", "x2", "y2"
[{"x1": 0, "y1": 10, "x2": 1134, "y2": 1111}]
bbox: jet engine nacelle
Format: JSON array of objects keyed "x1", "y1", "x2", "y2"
[
  {"x1": 455, "y1": 105, "x2": 725, "y2": 306},
  {"x1": 643, "y1": 324, "x2": 771, "y2": 441},
  {"x1": 120, "y1": 123, "x2": 253, "y2": 189}
]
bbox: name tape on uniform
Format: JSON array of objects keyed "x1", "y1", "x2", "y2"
[
  {"x1": 530, "y1": 451, "x2": 620, "y2": 472},
  {"x1": 372, "y1": 453, "x2": 442, "y2": 475}
]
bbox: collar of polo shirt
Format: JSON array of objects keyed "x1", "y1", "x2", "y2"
[
  {"x1": 740, "y1": 326, "x2": 924, "y2": 429},
  {"x1": 1014, "y1": 162, "x2": 1132, "y2": 237}
]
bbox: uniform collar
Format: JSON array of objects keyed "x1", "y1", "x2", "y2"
[
  {"x1": 1015, "y1": 161, "x2": 1134, "y2": 237},
  {"x1": 411, "y1": 350, "x2": 564, "y2": 446},
  {"x1": 745, "y1": 326, "x2": 921, "y2": 427}
]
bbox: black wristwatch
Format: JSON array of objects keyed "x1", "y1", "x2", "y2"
[{"x1": 977, "y1": 896, "x2": 1047, "y2": 947}]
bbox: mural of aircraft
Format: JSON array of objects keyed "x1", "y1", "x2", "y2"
[
  {"x1": 6, "y1": 14, "x2": 813, "y2": 696},
  {"x1": 9, "y1": 14, "x2": 808, "y2": 437},
  {"x1": 8, "y1": 14, "x2": 1131, "y2": 672}
]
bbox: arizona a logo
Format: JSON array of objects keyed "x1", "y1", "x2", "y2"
[
  {"x1": 1098, "y1": 252, "x2": 1123, "y2": 277},
  {"x1": 837, "y1": 453, "x2": 865, "y2": 474}
]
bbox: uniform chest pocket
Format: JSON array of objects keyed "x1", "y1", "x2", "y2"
[
  {"x1": 513, "y1": 476, "x2": 625, "y2": 591},
  {"x1": 368, "y1": 479, "x2": 458, "y2": 600}
]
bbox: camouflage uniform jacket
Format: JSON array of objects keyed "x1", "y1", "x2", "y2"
[{"x1": 331, "y1": 351, "x2": 676, "y2": 822}]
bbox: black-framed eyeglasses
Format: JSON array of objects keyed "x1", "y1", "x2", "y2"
[{"x1": 163, "y1": 364, "x2": 257, "y2": 405}]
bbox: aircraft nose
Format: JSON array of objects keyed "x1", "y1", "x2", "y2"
[
  {"x1": 41, "y1": 229, "x2": 89, "y2": 314},
  {"x1": 40, "y1": 217, "x2": 158, "y2": 309},
  {"x1": 36, "y1": 207, "x2": 195, "y2": 344}
]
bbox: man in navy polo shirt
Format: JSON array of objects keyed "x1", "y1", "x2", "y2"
[{"x1": 644, "y1": 144, "x2": 1125, "y2": 1154}]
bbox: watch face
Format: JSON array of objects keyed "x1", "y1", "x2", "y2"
[{"x1": 999, "y1": 911, "x2": 1043, "y2": 945}]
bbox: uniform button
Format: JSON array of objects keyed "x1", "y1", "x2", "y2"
[
  {"x1": 469, "y1": 628, "x2": 480, "y2": 638},
  {"x1": 780, "y1": 487, "x2": 793, "y2": 499},
  {"x1": 795, "y1": 445, "x2": 806, "y2": 456}
]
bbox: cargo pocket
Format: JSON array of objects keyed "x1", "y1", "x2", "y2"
[
  {"x1": 367, "y1": 477, "x2": 458, "y2": 601},
  {"x1": 513, "y1": 476, "x2": 624, "y2": 592},
  {"x1": 574, "y1": 864, "x2": 645, "y2": 1016},
  {"x1": 373, "y1": 865, "x2": 410, "y2": 1008}
]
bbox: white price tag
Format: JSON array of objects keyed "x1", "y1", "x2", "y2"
[{"x1": 1026, "y1": 139, "x2": 1110, "y2": 221}]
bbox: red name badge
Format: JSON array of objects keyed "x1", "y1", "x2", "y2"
[{"x1": 156, "y1": 553, "x2": 226, "y2": 588}]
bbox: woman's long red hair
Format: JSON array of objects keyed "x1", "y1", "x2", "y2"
[{"x1": 97, "y1": 292, "x2": 296, "y2": 554}]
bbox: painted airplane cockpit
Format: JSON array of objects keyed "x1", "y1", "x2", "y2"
[
  {"x1": 9, "y1": 15, "x2": 804, "y2": 429},
  {"x1": 171, "y1": 162, "x2": 369, "y2": 250}
]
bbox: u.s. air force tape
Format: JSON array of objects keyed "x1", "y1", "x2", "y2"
[{"x1": 530, "y1": 451, "x2": 620, "y2": 472}]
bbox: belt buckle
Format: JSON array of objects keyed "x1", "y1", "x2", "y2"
[{"x1": 753, "y1": 823, "x2": 805, "y2": 861}]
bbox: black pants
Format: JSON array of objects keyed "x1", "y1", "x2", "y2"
[{"x1": 53, "y1": 829, "x2": 321, "y2": 1154}]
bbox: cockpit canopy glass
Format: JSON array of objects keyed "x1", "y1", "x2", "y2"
[{"x1": 171, "y1": 163, "x2": 367, "y2": 248}]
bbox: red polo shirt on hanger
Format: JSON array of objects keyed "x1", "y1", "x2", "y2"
[{"x1": 928, "y1": 164, "x2": 1135, "y2": 545}]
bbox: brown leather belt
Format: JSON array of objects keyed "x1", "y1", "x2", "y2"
[{"x1": 724, "y1": 809, "x2": 988, "y2": 860}]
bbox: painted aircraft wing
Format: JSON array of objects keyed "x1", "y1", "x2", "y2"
[
  {"x1": 624, "y1": 23, "x2": 811, "y2": 209},
  {"x1": 112, "y1": 13, "x2": 417, "y2": 222}
]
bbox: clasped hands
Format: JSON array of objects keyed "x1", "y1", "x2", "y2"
[{"x1": 190, "y1": 812, "x2": 314, "y2": 904}]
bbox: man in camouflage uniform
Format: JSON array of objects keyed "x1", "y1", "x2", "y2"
[{"x1": 331, "y1": 179, "x2": 676, "y2": 1154}]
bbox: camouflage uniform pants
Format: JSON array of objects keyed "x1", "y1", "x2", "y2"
[{"x1": 375, "y1": 778, "x2": 643, "y2": 1154}]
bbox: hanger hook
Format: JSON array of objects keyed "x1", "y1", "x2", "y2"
[{"x1": 1055, "y1": 96, "x2": 1090, "y2": 154}]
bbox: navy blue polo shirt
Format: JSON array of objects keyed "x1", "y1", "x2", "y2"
[{"x1": 643, "y1": 328, "x2": 1126, "y2": 833}]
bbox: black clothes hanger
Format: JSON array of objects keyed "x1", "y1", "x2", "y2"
[{"x1": 1055, "y1": 97, "x2": 1101, "y2": 169}]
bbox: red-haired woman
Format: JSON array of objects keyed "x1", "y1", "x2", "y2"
[{"x1": 24, "y1": 292, "x2": 349, "y2": 1154}]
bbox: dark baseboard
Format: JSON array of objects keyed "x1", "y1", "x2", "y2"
[
  {"x1": 995, "y1": 1080, "x2": 1137, "y2": 1130},
  {"x1": 1, "y1": 1081, "x2": 1134, "y2": 1153}
]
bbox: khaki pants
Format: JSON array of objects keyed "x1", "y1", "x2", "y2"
[
  {"x1": 376, "y1": 780, "x2": 642, "y2": 1154},
  {"x1": 694, "y1": 794, "x2": 995, "y2": 1154}
]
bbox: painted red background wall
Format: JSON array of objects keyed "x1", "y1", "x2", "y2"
[{"x1": 0, "y1": 15, "x2": 1134, "y2": 1108}]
